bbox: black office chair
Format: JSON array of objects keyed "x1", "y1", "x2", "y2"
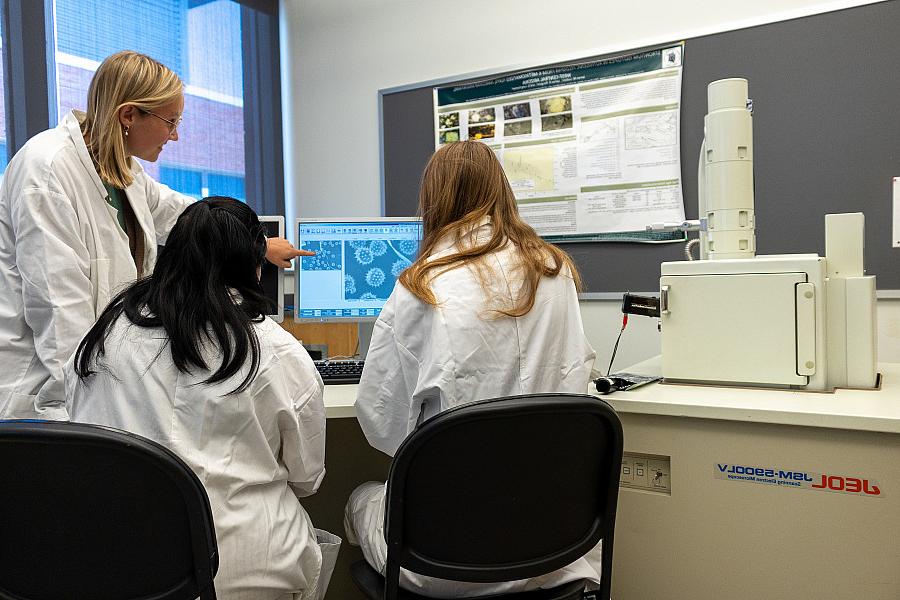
[
  {"x1": 0, "y1": 420, "x2": 219, "y2": 600},
  {"x1": 350, "y1": 393, "x2": 624, "y2": 600}
]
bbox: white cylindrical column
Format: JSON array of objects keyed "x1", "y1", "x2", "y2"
[{"x1": 703, "y1": 78, "x2": 756, "y2": 259}]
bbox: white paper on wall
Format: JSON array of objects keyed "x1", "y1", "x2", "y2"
[{"x1": 893, "y1": 177, "x2": 900, "y2": 248}]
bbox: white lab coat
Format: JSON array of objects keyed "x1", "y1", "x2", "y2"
[
  {"x1": 0, "y1": 110, "x2": 191, "y2": 420},
  {"x1": 347, "y1": 219, "x2": 601, "y2": 598},
  {"x1": 66, "y1": 315, "x2": 335, "y2": 600}
]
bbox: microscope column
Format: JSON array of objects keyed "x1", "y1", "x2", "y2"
[{"x1": 703, "y1": 78, "x2": 756, "y2": 259}]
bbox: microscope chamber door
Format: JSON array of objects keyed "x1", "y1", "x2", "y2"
[{"x1": 660, "y1": 272, "x2": 810, "y2": 387}]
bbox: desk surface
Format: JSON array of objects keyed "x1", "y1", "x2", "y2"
[
  {"x1": 604, "y1": 358, "x2": 900, "y2": 434},
  {"x1": 324, "y1": 359, "x2": 900, "y2": 434},
  {"x1": 322, "y1": 384, "x2": 359, "y2": 419}
]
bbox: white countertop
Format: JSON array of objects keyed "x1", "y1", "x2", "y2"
[
  {"x1": 604, "y1": 357, "x2": 900, "y2": 434},
  {"x1": 323, "y1": 359, "x2": 900, "y2": 433}
]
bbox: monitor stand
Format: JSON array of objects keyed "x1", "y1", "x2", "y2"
[{"x1": 357, "y1": 321, "x2": 376, "y2": 360}]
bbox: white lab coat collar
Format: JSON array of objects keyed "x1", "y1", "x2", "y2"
[
  {"x1": 431, "y1": 215, "x2": 493, "y2": 255},
  {"x1": 63, "y1": 110, "x2": 144, "y2": 199},
  {"x1": 64, "y1": 110, "x2": 158, "y2": 279}
]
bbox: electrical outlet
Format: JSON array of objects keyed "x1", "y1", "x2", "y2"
[
  {"x1": 633, "y1": 458, "x2": 649, "y2": 488},
  {"x1": 620, "y1": 456, "x2": 634, "y2": 484},
  {"x1": 648, "y1": 458, "x2": 671, "y2": 492},
  {"x1": 621, "y1": 452, "x2": 671, "y2": 495}
]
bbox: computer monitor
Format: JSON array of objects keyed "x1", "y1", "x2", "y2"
[
  {"x1": 258, "y1": 216, "x2": 285, "y2": 323},
  {"x1": 295, "y1": 217, "x2": 422, "y2": 322}
]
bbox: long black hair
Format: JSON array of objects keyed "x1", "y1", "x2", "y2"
[{"x1": 75, "y1": 196, "x2": 270, "y2": 394}]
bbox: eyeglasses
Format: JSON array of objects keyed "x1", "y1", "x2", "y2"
[{"x1": 140, "y1": 108, "x2": 183, "y2": 133}]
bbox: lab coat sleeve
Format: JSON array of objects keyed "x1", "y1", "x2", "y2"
[
  {"x1": 143, "y1": 176, "x2": 193, "y2": 246},
  {"x1": 279, "y1": 348, "x2": 327, "y2": 497},
  {"x1": 355, "y1": 294, "x2": 422, "y2": 457},
  {"x1": 13, "y1": 188, "x2": 94, "y2": 415}
]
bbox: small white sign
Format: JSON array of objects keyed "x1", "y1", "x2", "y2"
[{"x1": 894, "y1": 177, "x2": 900, "y2": 248}]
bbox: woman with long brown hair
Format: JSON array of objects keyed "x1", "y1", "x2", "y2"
[{"x1": 346, "y1": 140, "x2": 599, "y2": 597}]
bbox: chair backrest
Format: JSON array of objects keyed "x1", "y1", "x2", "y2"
[
  {"x1": 0, "y1": 420, "x2": 219, "y2": 600},
  {"x1": 383, "y1": 393, "x2": 623, "y2": 600}
]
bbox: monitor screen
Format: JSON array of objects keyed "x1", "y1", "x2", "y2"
[
  {"x1": 259, "y1": 216, "x2": 284, "y2": 323},
  {"x1": 295, "y1": 217, "x2": 422, "y2": 322}
]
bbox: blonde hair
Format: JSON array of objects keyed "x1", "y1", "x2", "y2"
[
  {"x1": 80, "y1": 51, "x2": 183, "y2": 188},
  {"x1": 398, "y1": 140, "x2": 582, "y2": 317}
]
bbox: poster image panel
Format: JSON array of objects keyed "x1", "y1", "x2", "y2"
[{"x1": 433, "y1": 45, "x2": 686, "y2": 241}]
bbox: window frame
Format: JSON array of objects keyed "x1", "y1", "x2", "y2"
[
  {"x1": 1, "y1": 0, "x2": 57, "y2": 154},
  {"x1": 0, "y1": 0, "x2": 284, "y2": 217},
  {"x1": 241, "y1": 1, "x2": 284, "y2": 217}
]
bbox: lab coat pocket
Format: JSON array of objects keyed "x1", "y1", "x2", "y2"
[
  {"x1": 5, "y1": 392, "x2": 67, "y2": 421},
  {"x1": 89, "y1": 258, "x2": 112, "y2": 318},
  {"x1": 313, "y1": 528, "x2": 342, "y2": 600},
  {"x1": 6, "y1": 392, "x2": 39, "y2": 419}
]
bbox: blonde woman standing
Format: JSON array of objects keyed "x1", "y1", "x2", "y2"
[
  {"x1": 346, "y1": 140, "x2": 600, "y2": 597},
  {"x1": 0, "y1": 51, "x2": 302, "y2": 420}
]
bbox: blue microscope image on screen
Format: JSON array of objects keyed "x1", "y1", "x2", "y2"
[
  {"x1": 300, "y1": 240, "x2": 342, "y2": 271},
  {"x1": 343, "y1": 239, "x2": 417, "y2": 301}
]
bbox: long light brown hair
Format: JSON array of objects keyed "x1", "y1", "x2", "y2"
[
  {"x1": 80, "y1": 51, "x2": 183, "y2": 188},
  {"x1": 398, "y1": 140, "x2": 582, "y2": 317}
]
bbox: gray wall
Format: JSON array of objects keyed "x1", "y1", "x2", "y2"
[{"x1": 382, "y1": 1, "x2": 900, "y2": 292}]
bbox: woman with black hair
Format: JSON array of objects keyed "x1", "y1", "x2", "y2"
[{"x1": 65, "y1": 197, "x2": 338, "y2": 600}]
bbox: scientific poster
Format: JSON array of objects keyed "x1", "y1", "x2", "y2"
[{"x1": 434, "y1": 45, "x2": 685, "y2": 241}]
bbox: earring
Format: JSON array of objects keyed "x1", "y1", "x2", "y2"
[{"x1": 124, "y1": 126, "x2": 130, "y2": 137}]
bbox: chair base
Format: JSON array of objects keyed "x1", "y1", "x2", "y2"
[{"x1": 350, "y1": 560, "x2": 587, "y2": 600}]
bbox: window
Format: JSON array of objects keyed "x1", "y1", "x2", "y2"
[
  {"x1": 208, "y1": 172, "x2": 245, "y2": 201},
  {"x1": 159, "y1": 166, "x2": 203, "y2": 199},
  {"x1": 54, "y1": 0, "x2": 245, "y2": 202},
  {"x1": 0, "y1": 0, "x2": 281, "y2": 213},
  {"x1": 159, "y1": 166, "x2": 246, "y2": 202}
]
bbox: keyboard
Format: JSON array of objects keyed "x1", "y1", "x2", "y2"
[{"x1": 314, "y1": 359, "x2": 365, "y2": 385}]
